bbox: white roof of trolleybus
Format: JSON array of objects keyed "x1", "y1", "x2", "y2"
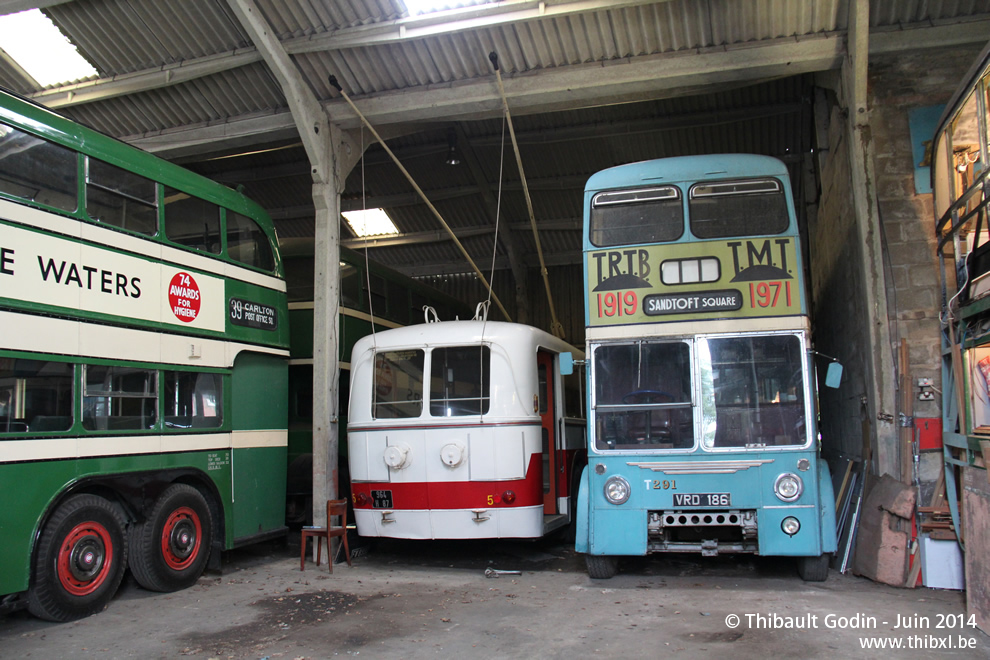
[
  {"x1": 348, "y1": 320, "x2": 582, "y2": 359},
  {"x1": 347, "y1": 320, "x2": 583, "y2": 425}
]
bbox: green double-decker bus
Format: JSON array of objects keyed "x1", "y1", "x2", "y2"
[{"x1": 0, "y1": 88, "x2": 290, "y2": 621}]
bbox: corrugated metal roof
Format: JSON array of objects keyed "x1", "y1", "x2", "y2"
[{"x1": 0, "y1": 0, "x2": 985, "y2": 329}]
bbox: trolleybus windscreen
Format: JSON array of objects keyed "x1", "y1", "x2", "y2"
[
  {"x1": 373, "y1": 350, "x2": 424, "y2": 419},
  {"x1": 429, "y1": 346, "x2": 490, "y2": 416},
  {"x1": 593, "y1": 341, "x2": 693, "y2": 450},
  {"x1": 700, "y1": 334, "x2": 807, "y2": 448}
]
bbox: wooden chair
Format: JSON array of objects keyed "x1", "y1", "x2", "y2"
[{"x1": 300, "y1": 499, "x2": 352, "y2": 572}]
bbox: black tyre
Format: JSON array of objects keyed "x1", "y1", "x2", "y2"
[
  {"x1": 585, "y1": 554, "x2": 618, "y2": 579},
  {"x1": 129, "y1": 484, "x2": 213, "y2": 592},
  {"x1": 27, "y1": 494, "x2": 128, "y2": 622},
  {"x1": 797, "y1": 553, "x2": 830, "y2": 582}
]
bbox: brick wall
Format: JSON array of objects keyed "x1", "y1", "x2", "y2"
[
  {"x1": 869, "y1": 45, "x2": 983, "y2": 420},
  {"x1": 812, "y1": 44, "x2": 982, "y2": 477}
]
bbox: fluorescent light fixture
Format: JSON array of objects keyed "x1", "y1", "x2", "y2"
[
  {"x1": 343, "y1": 208, "x2": 399, "y2": 237},
  {"x1": 0, "y1": 9, "x2": 97, "y2": 87},
  {"x1": 404, "y1": 1, "x2": 483, "y2": 16}
]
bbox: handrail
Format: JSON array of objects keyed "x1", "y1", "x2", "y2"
[{"x1": 935, "y1": 167, "x2": 989, "y2": 253}]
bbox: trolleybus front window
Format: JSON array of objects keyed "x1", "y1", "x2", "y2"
[
  {"x1": 593, "y1": 341, "x2": 693, "y2": 450},
  {"x1": 429, "y1": 346, "x2": 490, "y2": 416},
  {"x1": 699, "y1": 335, "x2": 807, "y2": 449},
  {"x1": 373, "y1": 350, "x2": 424, "y2": 419}
]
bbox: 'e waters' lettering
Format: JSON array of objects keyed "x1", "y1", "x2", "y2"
[{"x1": 36, "y1": 255, "x2": 141, "y2": 297}]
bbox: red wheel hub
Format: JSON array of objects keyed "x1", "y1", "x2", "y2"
[
  {"x1": 57, "y1": 522, "x2": 113, "y2": 596},
  {"x1": 161, "y1": 506, "x2": 202, "y2": 570}
]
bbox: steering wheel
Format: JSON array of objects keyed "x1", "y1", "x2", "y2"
[{"x1": 622, "y1": 389, "x2": 674, "y2": 404}]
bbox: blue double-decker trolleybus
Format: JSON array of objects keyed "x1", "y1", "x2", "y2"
[{"x1": 575, "y1": 154, "x2": 839, "y2": 580}]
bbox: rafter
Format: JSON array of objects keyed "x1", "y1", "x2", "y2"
[
  {"x1": 28, "y1": 0, "x2": 664, "y2": 109},
  {"x1": 27, "y1": 12, "x2": 990, "y2": 120}
]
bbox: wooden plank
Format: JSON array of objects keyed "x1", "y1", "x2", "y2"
[
  {"x1": 899, "y1": 339, "x2": 914, "y2": 484},
  {"x1": 963, "y1": 467, "x2": 990, "y2": 634},
  {"x1": 927, "y1": 529, "x2": 958, "y2": 540},
  {"x1": 920, "y1": 521, "x2": 955, "y2": 529},
  {"x1": 835, "y1": 458, "x2": 854, "y2": 511},
  {"x1": 905, "y1": 539, "x2": 922, "y2": 588},
  {"x1": 930, "y1": 467, "x2": 946, "y2": 510}
]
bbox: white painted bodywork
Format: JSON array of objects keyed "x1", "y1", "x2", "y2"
[{"x1": 347, "y1": 320, "x2": 583, "y2": 539}]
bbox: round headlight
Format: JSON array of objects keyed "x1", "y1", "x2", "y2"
[
  {"x1": 603, "y1": 476, "x2": 631, "y2": 505},
  {"x1": 781, "y1": 516, "x2": 801, "y2": 536},
  {"x1": 774, "y1": 473, "x2": 803, "y2": 502}
]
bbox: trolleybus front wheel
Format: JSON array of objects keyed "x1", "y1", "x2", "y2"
[
  {"x1": 797, "y1": 553, "x2": 830, "y2": 582},
  {"x1": 585, "y1": 554, "x2": 618, "y2": 579},
  {"x1": 27, "y1": 494, "x2": 129, "y2": 622},
  {"x1": 129, "y1": 484, "x2": 213, "y2": 592}
]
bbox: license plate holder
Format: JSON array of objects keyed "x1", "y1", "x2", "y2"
[
  {"x1": 371, "y1": 489, "x2": 393, "y2": 508},
  {"x1": 673, "y1": 492, "x2": 731, "y2": 507}
]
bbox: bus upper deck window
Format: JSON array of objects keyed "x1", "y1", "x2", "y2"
[
  {"x1": 86, "y1": 158, "x2": 158, "y2": 236},
  {"x1": 0, "y1": 123, "x2": 77, "y2": 212},
  {"x1": 164, "y1": 187, "x2": 221, "y2": 254},
  {"x1": 590, "y1": 186, "x2": 683, "y2": 247},
  {"x1": 689, "y1": 178, "x2": 788, "y2": 239},
  {"x1": 227, "y1": 210, "x2": 275, "y2": 271}
]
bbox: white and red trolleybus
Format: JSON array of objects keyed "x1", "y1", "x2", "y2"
[{"x1": 346, "y1": 316, "x2": 585, "y2": 539}]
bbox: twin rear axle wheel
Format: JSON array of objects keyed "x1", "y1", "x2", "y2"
[{"x1": 27, "y1": 484, "x2": 213, "y2": 622}]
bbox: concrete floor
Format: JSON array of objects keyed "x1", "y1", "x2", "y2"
[{"x1": 1, "y1": 534, "x2": 987, "y2": 659}]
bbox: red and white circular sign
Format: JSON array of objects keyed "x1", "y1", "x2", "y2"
[{"x1": 168, "y1": 272, "x2": 201, "y2": 323}]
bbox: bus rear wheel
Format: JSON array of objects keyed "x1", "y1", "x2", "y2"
[
  {"x1": 27, "y1": 494, "x2": 128, "y2": 622},
  {"x1": 585, "y1": 554, "x2": 618, "y2": 579},
  {"x1": 129, "y1": 484, "x2": 213, "y2": 592},
  {"x1": 797, "y1": 553, "x2": 830, "y2": 582}
]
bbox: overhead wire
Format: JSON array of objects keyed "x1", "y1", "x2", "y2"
[
  {"x1": 328, "y1": 75, "x2": 512, "y2": 323},
  {"x1": 488, "y1": 51, "x2": 565, "y2": 339}
]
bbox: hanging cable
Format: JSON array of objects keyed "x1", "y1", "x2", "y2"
[
  {"x1": 357, "y1": 124, "x2": 380, "y2": 347},
  {"x1": 488, "y1": 52, "x2": 564, "y2": 339},
  {"x1": 327, "y1": 75, "x2": 512, "y2": 323},
  {"x1": 486, "y1": 115, "x2": 508, "y2": 315}
]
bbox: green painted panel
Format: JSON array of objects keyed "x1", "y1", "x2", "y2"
[
  {"x1": 289, "y1": 308, "x2": 315, "y2": 359},
  {"x1": 231, "y1": 446, "x2": 287, "y2": 540},
  {"x1": 0, "y1": 460, "x2": 77, "y2": 595},
  {"x1": 231, "y1": 352, "x2": 288, "y2": 431}
]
